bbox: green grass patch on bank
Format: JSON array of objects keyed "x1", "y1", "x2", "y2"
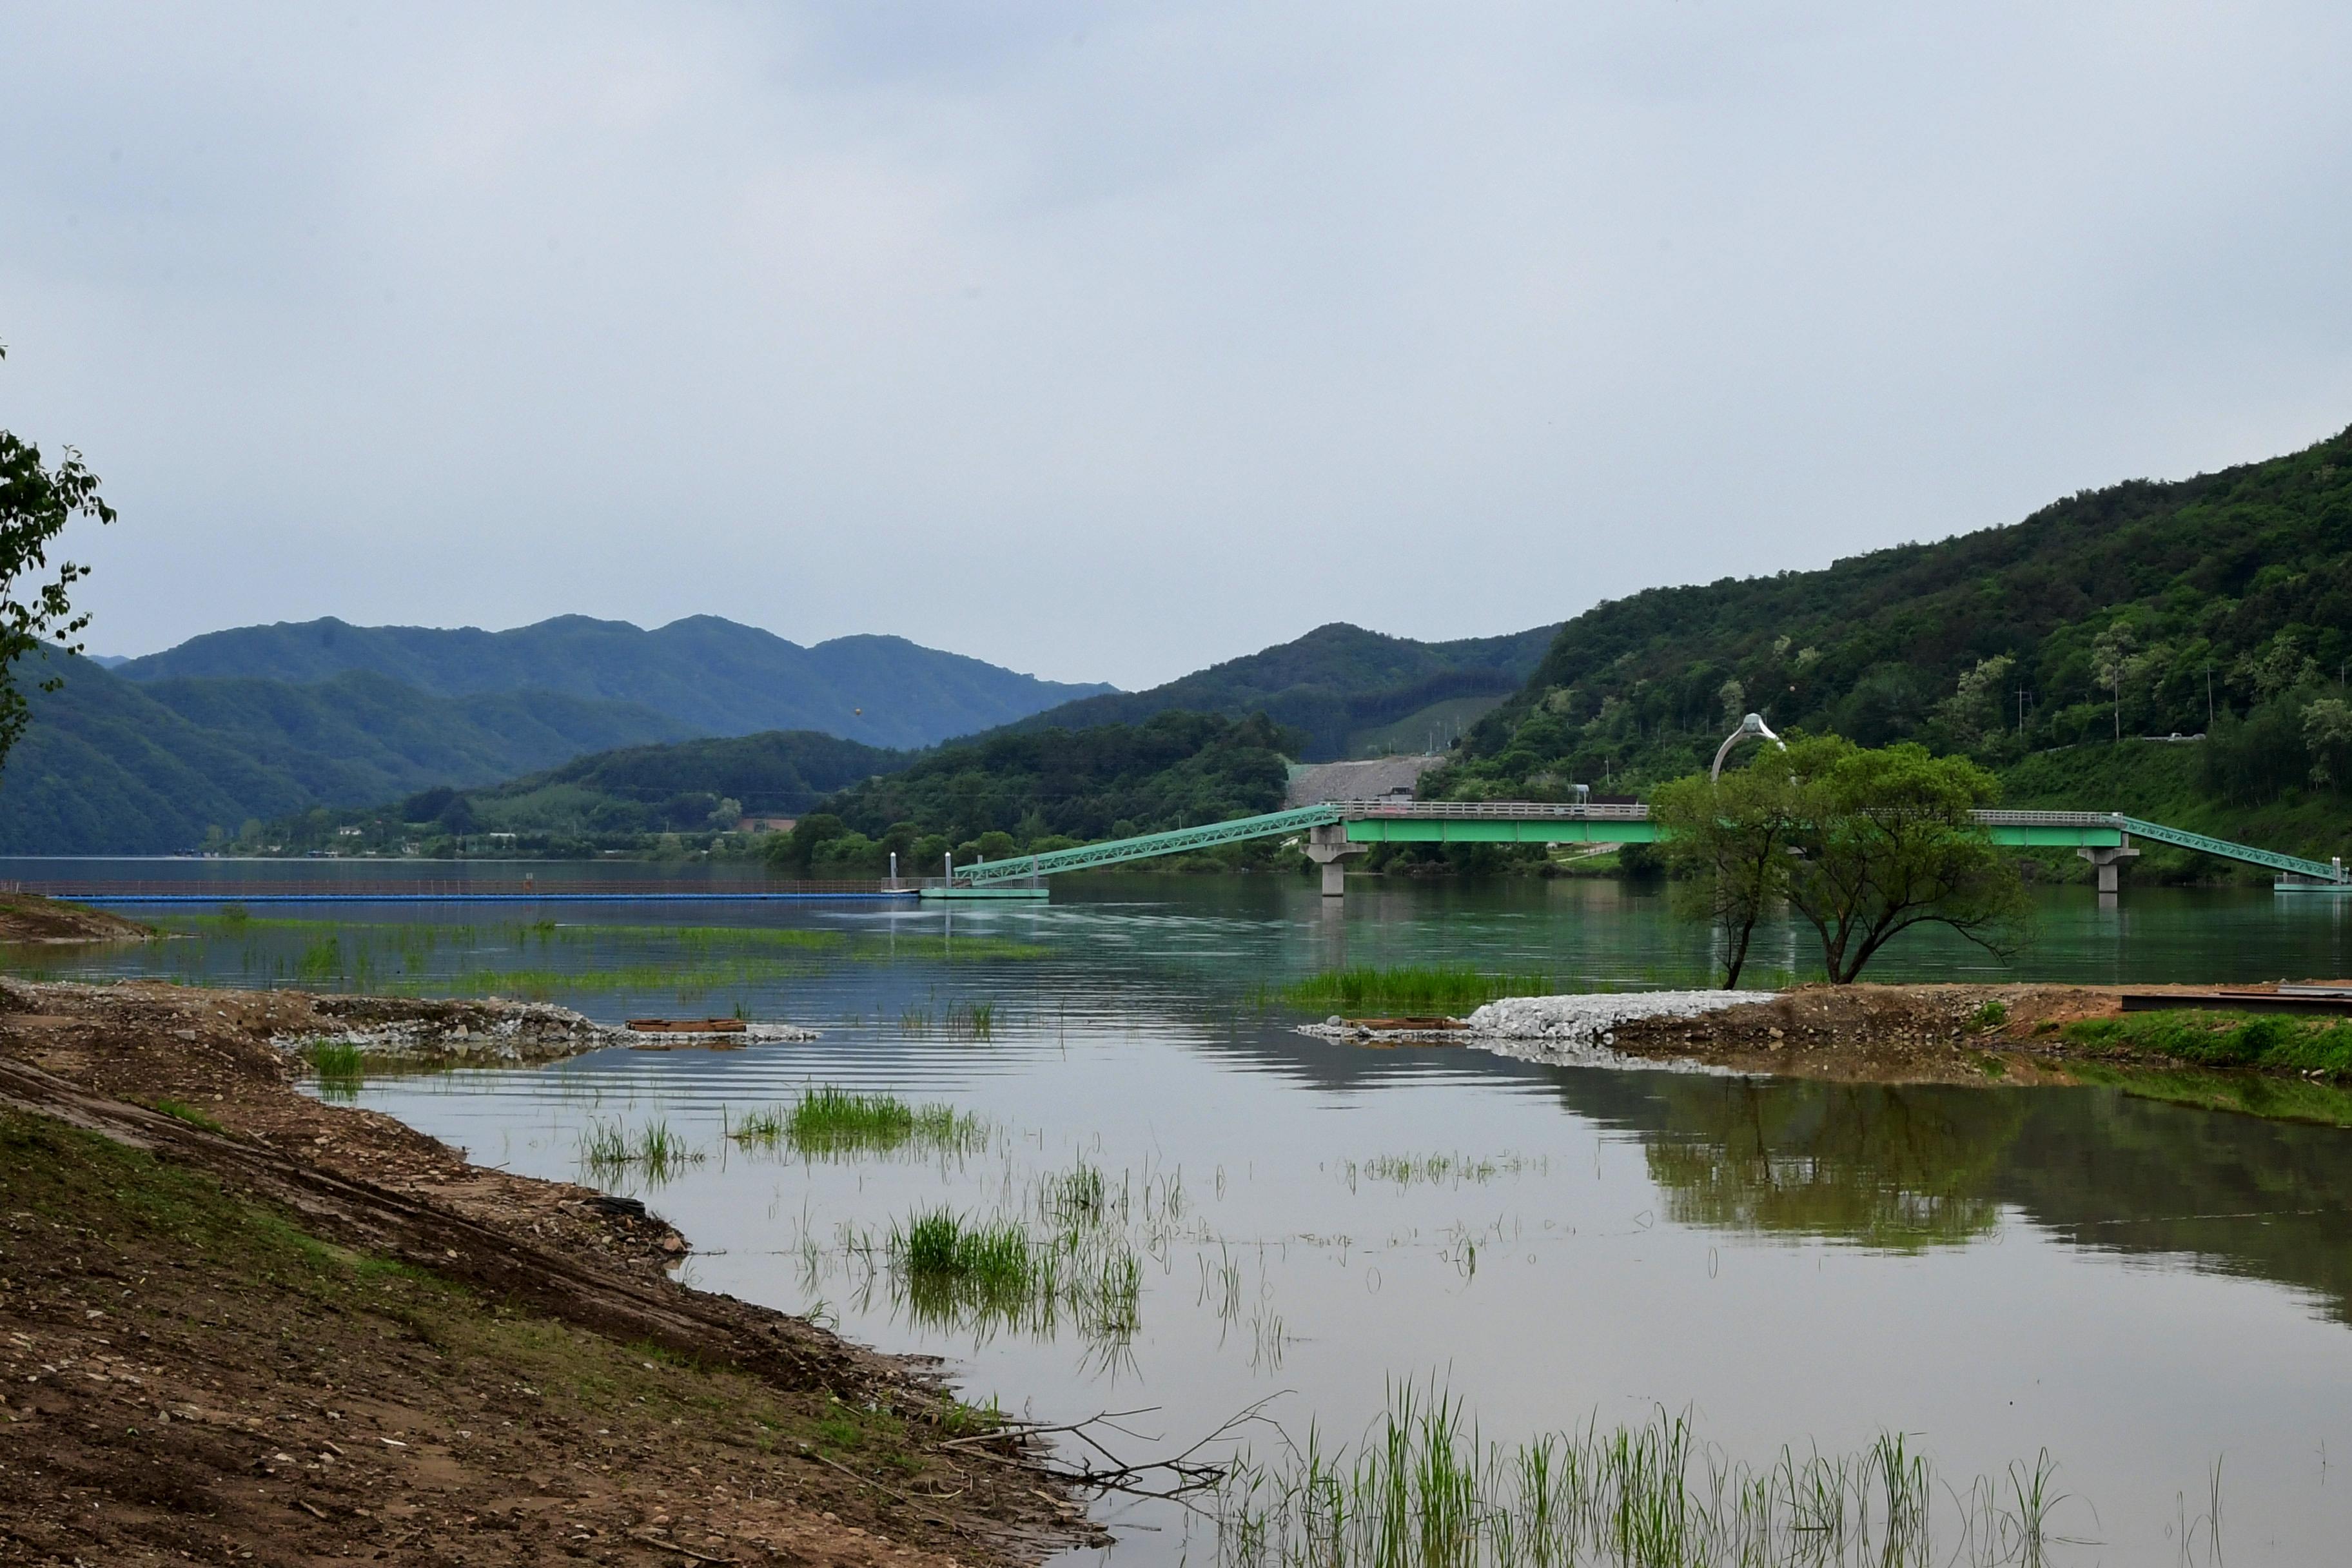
[
  {"x1": 1272, "y1": 965, "x2": 1553, "y2": 1014},
  {"x1": 152, "y1": 1097, "x2": 224, "y2": 1133},
  {"x1": 2063, "y1": 1009, "x2": 2352, "y2": 1076}
]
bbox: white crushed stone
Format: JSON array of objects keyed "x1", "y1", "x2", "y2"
[{"x1": 1460, "y1": 990, "x2": 1776, "y2": 1072}]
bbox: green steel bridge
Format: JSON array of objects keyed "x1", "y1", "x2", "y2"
[{"x1": 921, "y1": 799, "x2": 2349, "y2": 900}]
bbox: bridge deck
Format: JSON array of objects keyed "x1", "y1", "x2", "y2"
[{"x1": 944, "y1": 800, "x2": 2343, "y2": 888}]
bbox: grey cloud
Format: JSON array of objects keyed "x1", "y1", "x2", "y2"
[{"x1": 2, "y1": 2, "x2": 2347, "y2": 688}]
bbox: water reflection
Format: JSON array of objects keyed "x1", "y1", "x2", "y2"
[{"x1": 1635, "y1": 1079, "x2": 2019, "y2": 1250}]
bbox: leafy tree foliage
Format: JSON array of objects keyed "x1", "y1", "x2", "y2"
[
  {"x1": 1660, "y1": 739, "x2": 2028, "y2": 985},
  {"x1": 0, "y1": 343, "x2": 114, "y2": 772},
  {"x1": 1651, "y1": 760, "x2": 1800, "y2": 986}
]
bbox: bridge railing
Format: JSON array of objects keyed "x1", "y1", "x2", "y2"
[{"x1": 1333, "y1": 799, "x2": 1652, "y2": 821}]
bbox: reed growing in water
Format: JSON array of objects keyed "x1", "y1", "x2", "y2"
[{"x1": 1215, "y1": 1382, "x2": 2076, "y2": 1568}]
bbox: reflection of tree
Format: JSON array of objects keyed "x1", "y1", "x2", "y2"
[{"x1": 1638, "y1": 1078, "x2": 2026, "y2": 1251}]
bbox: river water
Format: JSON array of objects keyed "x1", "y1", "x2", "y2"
[{"x1": 12, "y1": 865, "x2": 2352, "y2": 1563}]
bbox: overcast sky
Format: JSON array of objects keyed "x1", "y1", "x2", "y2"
[{"x1": 4, "y1": 4, "x2": 2349, "y2": 689}]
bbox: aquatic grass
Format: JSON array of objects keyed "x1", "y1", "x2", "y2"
[
  {"x1": 1213, "y1": 1381, "x2": 2088, "y2": 1568},
  {"x1": 2063, "y1": 1008, "x2": 2352, "y2": 1077},
  {"x1": 300, "y1": 1039, "x2": 367, "y2": 1102},
  {"x1": 1341, "y1": 1153, "x2": 1541, "y2": 1191},
  {"x1": 578, "y1": 1116, "x2": 705, "y2": 1181},
  {"x1": 1275, "y1": 966, "x2": 1553, "y2": 1015},
  {"x1": 730, "y1": 1087, "x2": 987, "y2": 1158},
  {"x1": 880, "y1": 1168, "x2": 1150, "y2": 1351}
]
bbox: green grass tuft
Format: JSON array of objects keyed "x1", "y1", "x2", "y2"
[
  {"x1": 730, "y1": 1087, "x2": 986, "y2": 1159},
  {"x1": 1274, "y1": 965, "x2": 1553, "y2": 1014},
  {"x1": 578, "y1": 1117, "x2": 704, "y2": 1181},
  {"x1": 152, "y1": 1098, "x2": 224, "y2": 1133}
]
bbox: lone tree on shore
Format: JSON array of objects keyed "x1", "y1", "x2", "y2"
[
  {"x1": 0, "y1": 342, "x2": 115, "y2": 774},
  {"x1": 1652, "y1": 760, "x2": 1799, "y2": 987},
  {"x1": 1660, "y1": 736, "x2": 2028, "y2": 986}
]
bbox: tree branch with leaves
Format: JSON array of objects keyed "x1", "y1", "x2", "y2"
[{"x1": 0, "y1": 342, "x2": 115, "y2": 772}]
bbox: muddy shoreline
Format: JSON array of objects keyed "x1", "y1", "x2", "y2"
[{"x1": 0, "y1": 978, "x2": 1092, "y2": 1566}]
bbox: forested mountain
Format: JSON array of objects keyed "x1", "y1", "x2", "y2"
[
  {"x1": 823, "y1": 711, "x2": 1298, "y2": 846},
  {"x1": 119, "y1": 615, "x2": 1111, "y2": 750},
  {"x1": 1002, "y1": 622, "x2": 1556, "y2": 760},
  {"x1": 0, "y1": 653, "x2": 690, "y2": 854},
  {"x1": 1440, "y1": 421, "x2": 2352, "y2": 865},
  {"x1": 262, "y1": 730, "x2": 912, "y2": 858}
]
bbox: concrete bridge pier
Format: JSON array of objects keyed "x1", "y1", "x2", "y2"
[
  {"x1": 1305, "y1": 823, "x2": 1367, "y2": 898},
  {"x1": 2077, "y1": 842, "x2": 2141, "y2": 894}
]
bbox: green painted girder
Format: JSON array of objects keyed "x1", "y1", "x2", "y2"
[
  {"x1": 2114, "y1": 814, "x2": 2344, "y2": 881},
  {"x1": 948, "y1": 800, "x2": 2346, "y2": 885},
  {"x1": 1342, "y1": 816, "x2": 1663, "y2": 845},
  {"x1": 952, "y1": 803, "x2": 1341, "y2": 885}
]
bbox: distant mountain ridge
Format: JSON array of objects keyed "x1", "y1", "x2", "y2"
[
  {"x1": 119, "y1": 614, "x2": 1113, "y2": 751},
  {"x1": 999, "y1": 621, "x2": 1559, "y2": 760},
  {"x1": 0, "y1": 652, "x2": 694, "y2": 854}
]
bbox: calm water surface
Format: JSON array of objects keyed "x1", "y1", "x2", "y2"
[{"x1": 12, "y1": 867, "x2": 2352, "y2": 1562}]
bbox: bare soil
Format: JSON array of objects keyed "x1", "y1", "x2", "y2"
[
  {"x1": 0, "y1": 978, "x2": 1092, "y2": 1567},
  {"x1": 0, "y1": 894, "x2": 152, "y2": 945},
  {"x1": 1593, "y1": 982, "x2": 2339, "y2": 1084}
]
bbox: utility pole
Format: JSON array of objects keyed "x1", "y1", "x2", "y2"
[{"x1": 2206, "y1": 663, "x2": 2214, "y2": 729}]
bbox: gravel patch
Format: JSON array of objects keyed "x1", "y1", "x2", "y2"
[{"x1": 1463, "y1": 990, "x2": 1777, "y2": 1070}]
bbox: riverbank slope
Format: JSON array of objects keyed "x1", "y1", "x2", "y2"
[{"x1": 0, "y1": 979, "x2": 1086, "y2": 1567}]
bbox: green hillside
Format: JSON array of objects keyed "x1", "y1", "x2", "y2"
[
  {"x1": 1002, "y1": 621, "x2": 1556, "y2": 760},
  {"x1": 119, "y1": 614, "x2": 1112, "y2": 750},
  {"x1": 261, "y1": 729, "x2": 911, "y2": 858},
  {"x1": 0, "y1": 654, "x2": 690, "y2": 854},
  {"x1": 1437, "y1": 422, "x2": 2352, "y2": 871},
  {"x1": 797, "y1": 711, "x2": 1302, "y2": 875}
]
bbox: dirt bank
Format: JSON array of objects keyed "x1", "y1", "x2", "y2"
[
  {"x1": 1336, "y1": 983, "x2": 2352, "y2": 1090},
  {"x1": 0, "y1": 979, "x2": 1089, "y2": 1567},
  {"x1": 1351, "y1": 982, "x2": 2352, "y2": 1089},
  {"x1": 0, "y1": 892, "x2": 152, "y2": 944}
]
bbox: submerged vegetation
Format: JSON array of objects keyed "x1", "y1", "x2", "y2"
[
  {"x1": 1275, "y1": 966, "x2": 1553, "y2": 1014},
  {"x1": 1213, "y1": 1383, "x2": 2092, "y2": 1568},
  {"x1": 730, "y1": 1087, "x2": 988, "y2": 1159}
]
